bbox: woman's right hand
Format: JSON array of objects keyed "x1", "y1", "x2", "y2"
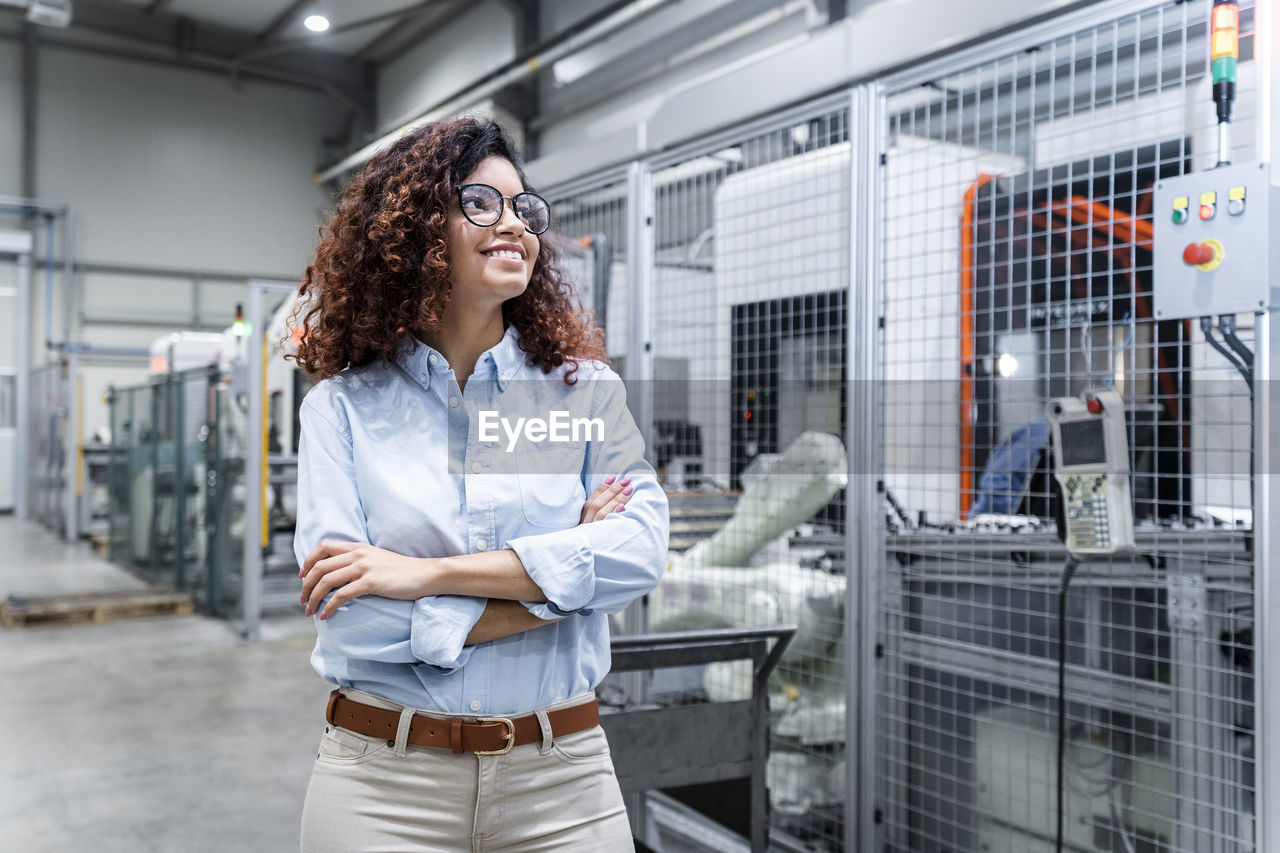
[{"x1": 579, "y1": 473, "x2": 633, "y2": 524}]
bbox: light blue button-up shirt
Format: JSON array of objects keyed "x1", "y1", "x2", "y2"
[{"x1": 293, "y1": 324, "x2": 669, "y2": 716}]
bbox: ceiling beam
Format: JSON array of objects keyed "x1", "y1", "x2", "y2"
[
  {"x1": 350, "y1": 5, "x2": 452, "y2": 64},
  {"x1": 361, "y1": 0, "x2": 471, "y2": 67},
  {"x1": 145, "y1": 0, "x2": 174, "y2": 15},
  {"x1": 233, "y1": 1, "x2": 445, "y2": 67},
  {"x1": 50, "y1": 0, "x2": 372, "y2": 103},
  {"x1": 255, "y1": 0, "x2": 312, "y2": 44}
]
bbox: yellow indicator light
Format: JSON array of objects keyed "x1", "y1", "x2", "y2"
[
  {"x1": 1212, "y1": 4, "x2": 1239, "y2": 61},
  {"x1": 1200, "y1": 191, "x2": 1217, "y2": 206},
  {"x1": 1228, "y1": 186, "x2": 1246, "y2": 201},
  {"x1": 1172, "y1": 196, "x2": 1189, "y2": 210}
]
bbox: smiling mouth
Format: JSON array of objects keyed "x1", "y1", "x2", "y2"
[{"x1": 483, "y1": 249, "x2": 524, "y2": 261}]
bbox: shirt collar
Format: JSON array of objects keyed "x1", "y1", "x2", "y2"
[{"x1": 395, "y1": 324, "x2": 525, "y2": 393}]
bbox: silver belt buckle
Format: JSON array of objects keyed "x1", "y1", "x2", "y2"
[{"x1": 474, "y1": 716, "x2": 516, "y2": 755}]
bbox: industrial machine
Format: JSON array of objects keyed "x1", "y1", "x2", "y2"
[
  {"x1": 106, "y1": 296, "x2": 308, "y2": 614},
  {"x1": 647, "y1": 431, "x2": 849, "y2": 818},
  {"x1": 876, "y1": 3, "x2": 1267, "y2": 850}
]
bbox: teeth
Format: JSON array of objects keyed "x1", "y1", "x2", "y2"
[{"x1": 486, "y1": 249, "x2": 523, "y2": 260}]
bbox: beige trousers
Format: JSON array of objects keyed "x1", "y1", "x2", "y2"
[{"x1": 299, "y1": 688, "x2": 633, "y2": 852}]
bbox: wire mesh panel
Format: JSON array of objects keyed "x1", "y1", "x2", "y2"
[
  {"x1": 543, "y1": 169, "x2": 631, "y2": 359},
  {"x1": 875, "y1": 3, "x2": 1261, "y2": 850},
  {"x1": 105, "y1": 367, "x2": 217, "y2": 592},
  {"x1": 27, "y1": 362, "x2": 69, "y2": 534},
  {"x1": 633, "y1": 99, "x2": 852, "y2": 851}
]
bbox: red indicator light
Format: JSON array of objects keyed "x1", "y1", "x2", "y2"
[
  {"x1": 743, "y1": 411, "x2": 751, "y2": 420},
  {"x1": 1183, "y1": 243, "x2": 1215, "y2": 265},
  {"x1": 1199, "y1": 204, "x2": 1215, "y2": 220},
  {"x1": 1086, "y1": 397, "x2": 1104, "y2": 415}
]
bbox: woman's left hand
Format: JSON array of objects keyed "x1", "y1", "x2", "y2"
[{"x1": 300, "y1": 540, "x2": 435, "y2": 620}]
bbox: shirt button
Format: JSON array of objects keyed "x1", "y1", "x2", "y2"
[
  {"x1": 448, "y1": 396, "x2": 459, "y2": 407},
  {"x1": 471, "y1": 460, "x2": 483, "y2": 473},
  {"x1": 469, "y1": 700, "x2": 482, "y2": 712},
  {"x1": 475, "y1": 539, "x2": 488, "y2": 551},
  {"x1": 429, "y1": 354, "x2": 439, "y2": 365},
  {"x1": 419, "y1": 373, "x2": 427, "y2": 382}
]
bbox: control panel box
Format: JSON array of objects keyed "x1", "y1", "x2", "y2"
[{"x1": 1153, "y1": 161, "x2": 1276, "y2": 320}]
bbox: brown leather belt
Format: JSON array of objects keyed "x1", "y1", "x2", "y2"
[{"x1": 325, "y1": 690, "x2": 600, "y2": 755}]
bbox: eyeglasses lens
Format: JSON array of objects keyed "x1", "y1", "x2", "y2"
[
  {"x1": 460, "y1": 186, "x2": 502, "y2": 226},
  {"x1": 514, "y1": 194, "x2": 549, "y2": 234},
  {"x1": 459, "y1": 185, "x2": 550, "y2": 234}
]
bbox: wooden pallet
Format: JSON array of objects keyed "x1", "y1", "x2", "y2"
[{"x1": 1, "y1": 587, "x2": 194, "y2": 629}]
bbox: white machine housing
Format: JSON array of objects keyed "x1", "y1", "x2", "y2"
[
  {"x1": 148, "y1": 331, "x2": 224, "y2": 375},
  {"x1": 1045, "y1": 389, "x2": 1135, "y2": 556}
]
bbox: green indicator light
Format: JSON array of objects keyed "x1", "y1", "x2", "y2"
[
  {"x1": 1172, "y1": 208, "x2": 1187, "y2": 225},
  {"x1": 1212, "y1": 56, "x2": 1237, "y2": 85}
]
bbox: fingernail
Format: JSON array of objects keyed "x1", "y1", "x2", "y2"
[
  {"x1": 620, "y1": 477, "x2": 632, "y2": 487},
  {"x1": 305, "y1": 605, "x2": 311, "y2": 617},
  {"x1": 604, "y1": 474, "x2": 616, "y2": 485},
  {"x1": 300, "y1": 592, "x2": 306, "y2": 604},
  {"x1": 622, "y1": 486, "x2": 633, "y2": 496},
  {"x1": 319, "y1": 611, "x2": 328, "y2": 621},
  {"x1": 615, "y1": 503, "x2": 626, "y2": 512}
]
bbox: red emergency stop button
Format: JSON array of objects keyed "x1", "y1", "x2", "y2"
[
  {"x1": 1086, "y1": 396, "x2": 1104, "y2": 415},
  {"x1": 1183, "y1": 242, "x2": 1215, "y2": 265}
]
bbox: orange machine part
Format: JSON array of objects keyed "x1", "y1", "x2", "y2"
[{"x1": 959, "y1": 174, "x2": 996, "y2": 520}]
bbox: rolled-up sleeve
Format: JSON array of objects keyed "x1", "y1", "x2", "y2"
[
  {"x1": 296, "y1": 397, "x2": 483, "y2": 670},
  {"x1": 505, "y1": 369, "x2": 670, "y2": 618}
]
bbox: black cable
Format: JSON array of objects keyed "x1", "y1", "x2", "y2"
[
  {"x1": 884, "y1": 487, "x2": 912, "y2": 532},
  {"x1": 1218, "y1": 312, "x2": 1259, "y2": 550},
  {"x1": 1218, "y1": 314, "x2": 1254, "y2": 369},
  {"x1": 1056, "y1": 555, "x2": 1080, "y2": 853},
  {"x1": 1200, "y1": 316, "x2": 1253, "y2": 391}
]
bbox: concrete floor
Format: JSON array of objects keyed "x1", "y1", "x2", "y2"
[{"x1": 0, "y1": 516, "x2": 329, "y2": 853}]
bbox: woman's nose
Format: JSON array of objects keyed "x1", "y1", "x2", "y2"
[{"x1": 495, "y1": 201, "x2": 526, "y2": 235}]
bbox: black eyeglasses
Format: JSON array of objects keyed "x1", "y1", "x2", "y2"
[{"x1": 456, "y1": 183, "x2": 551, "y2": 235}]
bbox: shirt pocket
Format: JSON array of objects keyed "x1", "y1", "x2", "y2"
[{"x1": 514, "y1": 442, "x2": 586, "y2": 528}]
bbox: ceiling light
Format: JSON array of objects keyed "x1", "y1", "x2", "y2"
[{"x1": 304, "y1": 14, "x2": 330, "y2": 33}]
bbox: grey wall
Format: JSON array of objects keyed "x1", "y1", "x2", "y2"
[
  {"x1": 376, "y1": 0, "x2": 518, "y2": 131},
  {"x1": 33, "y1": 47, "x2": 338, "y2": 275},
  {"x1": 0, "y1": 39, "x2": 344, "y2": 437},
  {"x1": 0, "y1": 38, "x2": 21, "y2": 197}
]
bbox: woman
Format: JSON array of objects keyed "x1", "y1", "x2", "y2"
[{"x1": 291, "y1": 118, "x2": 669, "y2": 851}]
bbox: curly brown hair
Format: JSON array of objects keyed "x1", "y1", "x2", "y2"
[{"x1": 292, "y1": 118, "x2": 606, "y2": 384}]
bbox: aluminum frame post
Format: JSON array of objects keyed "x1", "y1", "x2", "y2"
[
  {"x1": 622, "y1": 158, "x2": 655, "y2": 842},
  {"x1": 63, "y1": 349, "x2": 78, "y2": 540},
  {"x1": 848, "y1": 82, "x2": 884, "y2": 853},
  {"x1": 242, "y1": 279, "x2": 295, "y2": 643},
  {"x1": 1255, "y1": 311, "x2": 1276, "y2": 852},
  {"x1": 1254, "y1": 1, "x2": 1276, "y2": 849},
  {"x1": 14, "y1": 250, "x2": 30, "y2": 518}
]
